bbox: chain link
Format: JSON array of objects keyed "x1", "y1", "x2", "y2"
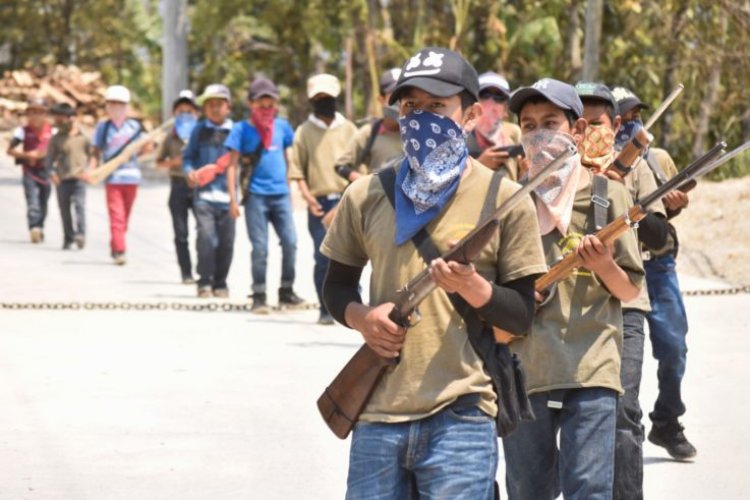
[
  {"x1": 0, "y1": 301, "x2": 319, "y2": 312},
  {"x1": 1, "y1": 286, "x2": 748, "y2": 312}
]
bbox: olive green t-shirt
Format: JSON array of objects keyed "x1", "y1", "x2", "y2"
[
  {"x1": 158, "y1": 133, "x2": 187, "y2": 179},
  {"x1": 321, "y1": 157, "x2": 548, "y2": 423},
  {"x1": 512, "y1": 169, "x2": 645, "y2": 395},
  {"x1": 335, "y1": 121, "x2": 403, "y2": 175},
  {"x1": 288, "y1": 114, "x2": 357, "y2": 197},
  {"x1": 45, "y1": 131, "x2": 91, "y2": 180},
  {"x1": 621, "y1": 158, "x2": 666, "y2": 311}
]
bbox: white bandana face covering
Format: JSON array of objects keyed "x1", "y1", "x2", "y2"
[
  {"x1": 522, "y1": 128, "x2": 582, "y2": 235},
  {"x1": 522, "y1": 128, "x2": 579, "y2": 204}
]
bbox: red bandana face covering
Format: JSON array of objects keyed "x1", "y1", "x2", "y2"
[{"x1": 251, "y1": 107, "x2": 277, "y2": 149}]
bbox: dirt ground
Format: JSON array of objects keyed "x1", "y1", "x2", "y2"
[{"x1": 674, "y1": 176, "x2": 750, "y2": 286}]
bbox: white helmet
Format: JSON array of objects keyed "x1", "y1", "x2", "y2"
[{"x1": 105, "y1": 85, "x2": 131, "y2": 103}]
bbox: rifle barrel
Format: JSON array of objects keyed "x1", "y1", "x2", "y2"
[
  {"x1": 644, "y1": 84, "x2": 685, "y2": 130},
  {"x1": 639, "y1": 141, "x2": 725, "y2": 207}
]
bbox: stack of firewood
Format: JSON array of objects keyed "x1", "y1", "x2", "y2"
[{"x1": 0, "y1": 65, "x2": 111, "y2": 129}]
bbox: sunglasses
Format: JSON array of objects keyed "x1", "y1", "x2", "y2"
[{"x1": 479, "y1": 93, "x2": 508, "y2": 104}]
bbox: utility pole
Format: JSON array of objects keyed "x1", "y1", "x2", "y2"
[
  {"x1": 161, "y1": 0, "x2": 189, "y2": 120},
  {"x1": 582, "y1": 0, "x2": 603, "y2": 81}
]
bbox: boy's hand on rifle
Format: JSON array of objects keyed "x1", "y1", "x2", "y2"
[
  {"x1": 603, "y1": 169, "x2": 625, "y2": 184},
  {"x1": 663, "y1": 190, "x2": 689, "y2": 211},
  {"x1": 576, "y1": 234, "x2": 617, "y2": 275},
  {"x1": 429, "y1": 256, "x2": 492, "y2": 309},
  {"x1": 347, "y1": 302, "x2": 406, "y2": 359},
  {"x1": 477, "y1": 148, "x2": 509, "y2": 171},
  {"x1": 306, "y1": 197, "x2": 324, "y2": 217}
]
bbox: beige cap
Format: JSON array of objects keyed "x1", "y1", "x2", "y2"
[
  {"x1": 306, "y1": 74, "x2": 341, "y2": 99},
  {"x1": 105, "y1": 85, "x2": 131, "y2": 103}
]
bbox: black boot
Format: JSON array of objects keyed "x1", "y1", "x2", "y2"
[
  {"x1": 250, "y1": 292, "x2": 270, "y2": 314},
  {"x1": 278, "y1": 287, "x2": 305, "y2": 307},
  {"x1": 648, "y1": 419, "x2": 697, "y2": 460}
]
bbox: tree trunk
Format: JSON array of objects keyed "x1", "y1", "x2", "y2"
[
  {"x1": 161, "y1": 0, "x2": 189, "y2": 121},
  {"x1": 582, "y1": 0, "x2": 602, "y2": 81},
  {"x1": 564, "y1": 0, "x2": 582, "y2": 81},
  {"x1": 660, "y1": 3, "x2": 688, "y2": 149},
  {"x1": 692, "y1": 10, "x2": 728, "y2": 158}
]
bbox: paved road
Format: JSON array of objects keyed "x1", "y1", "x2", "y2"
[{"x1": 0, "y1": 160, "x2": 749, "y2": 499}]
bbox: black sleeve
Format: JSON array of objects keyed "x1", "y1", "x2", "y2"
[
  {"x1": 323, "y1": 260, "x2": 364, "y2": 328},
  {"x1": 638, "y1": 211, "x2": 670, "y2": 250},
  {"x1": 474, "y1": 273, "x2": 537, "y2": 335},
  {"x1": 335, "y1": 164, "x2": 354, "y2": 180}
]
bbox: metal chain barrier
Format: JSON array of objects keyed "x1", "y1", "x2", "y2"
[
  {"x1": 0, "y1": 301, "x2": 320, "y2": 312},
  {"x1": 680, "y1": 284, "x2": 750, "y2": 297}
]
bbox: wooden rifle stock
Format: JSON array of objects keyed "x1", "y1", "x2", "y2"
[
  {"x1": 87, "y1": 118, "x2": 175, "y2": 185},
  {"x1": 609, "y1": 127, "x2": 652, "y2": 176},
  {"x1": 317, "y1": 145, "x2": 576, "y2": 439}
]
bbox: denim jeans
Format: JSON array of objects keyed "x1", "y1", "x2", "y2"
[
  {"x1": 168, "y1": 179, "x2": 194, "y2": 278},
  {"x1": 644, "y1": 254, "x2": 688, "y2": 423},
  {"x1": 194, "y1": 201, "x2": 236, "y2": 290},
  {"x1": 244, "y1": 193, "x2": 297, "y2": 294},
  {"x1": 307, "y1": 195, "x2": 340, "y2": 314},
  {"x1": 22, "y1": 172, "x2": 51, "y2": 229},
  {"x1": 346, "y1": 405, "x2": 497, "y2": 499},
  {"x1": 56, "y1": 179, "x2": 86, "y2": 244},
  {"x1": 613, "y1": 309, "x2": 646, "y2": 500},
  {"x1": 503, "y1": 387, "x2": 617, "y2": 500}
]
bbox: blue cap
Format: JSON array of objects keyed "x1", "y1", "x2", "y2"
[{"x1": 509, "y1": 78, "x2": 584, "y2": 119}]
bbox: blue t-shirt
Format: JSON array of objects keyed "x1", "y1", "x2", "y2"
[
  {"x1": 224, "y1": 118, "x2": 294, "y2": 196},
  {"x1": 93, "y1": 118, "x2": 143, "y2": 185}
]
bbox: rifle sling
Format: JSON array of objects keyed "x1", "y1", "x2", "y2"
[
  {"x1": 378, "y1": 165, "x2": 533, "y2": 437},
  {"x1": 591, "y1": 174, "x2": 609, "y2": 231},
  {"x1": 100, "y1": 120, "x2": 145, "y2": 162}
]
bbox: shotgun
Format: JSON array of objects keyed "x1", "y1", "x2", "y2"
[{"x1": 317, "y1": 144, "x2": 577, "y2": 439}]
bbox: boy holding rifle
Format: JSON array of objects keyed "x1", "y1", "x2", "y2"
[
  {"x1": 320, "y1": 48, "x2": 547, "y2": 498},
  {"x1": 89, "y1": 85, "x2": 151, "y2": 265},
  {"x1": 614, "y1": 86, "x2": 697, "y2": 464},
  {"x1": 502, "y1": 78, "x2": 644, "y2": 500},
  {"x1": 576, "y1": 82, "x2": 674, "y2": 500}
]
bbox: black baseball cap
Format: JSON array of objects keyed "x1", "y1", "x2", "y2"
[
  {"x1": 248, "y1": 76, "x2": 280, "y2": 101},
  {"x1": 388, "y1": 47, "x2": 479, "y2": 105},
  {"x1": 50, "y1": 102, "x2": 76, "y2": 117},
  {"x1": 575, "y1": 81, "x2": 619, "y2": 114},
  {"x1": 379, "y1": 68, "x2": 401, "y2": 96},
  {"x1": 509, "y1": 78, "x2": 584, "y2": 119},
  {"x1": 611, "y1": 86, "x2": 650, "y2": 115}
]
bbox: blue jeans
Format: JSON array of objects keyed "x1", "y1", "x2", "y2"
[
  {"x1": 56, "y1": 179, "x2": 86, "y2": 244},
  {"x1": 245, "y1": 193, "x2": 297, "y2": 294},
  {"x1": 644, "y1": 254, "x2": 688, "y2": 423},
  {"x1": 503, "y1": 387, "x2": 617, "y2": 500},
  {"x1": 346, "y1": 405, "x2": 498, "y2": 499},
  {"x1": 168, "y1": 178, "x2": 194, "y2": 278},
  {"x1": 194, "y1": 201, "x2": 235, "y2": 290},
  {"x1": 307, "y1": 195, "x2": 340, "y2": 314},
  {"x1": 613, "y1": 309, "x2": 646, "y2": 500},
  {"x1": 22, "y1": 172, "x2": 51, "y2": 229}
]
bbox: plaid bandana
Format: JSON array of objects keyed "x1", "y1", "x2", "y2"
[{"x1": 579, "y1": 124, "x2": 616, "y2": 172}]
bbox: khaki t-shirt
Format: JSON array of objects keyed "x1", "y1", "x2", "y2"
[
  {"x1": 45, "y1": 131, "x2": 91, "y2": 180},
  {"x1": 288, "y1": 115, "x2": 357, "y2": 197},
  {"x1": 335, "y1": 121, "x2": 403, "y2": 175},
  {"x1": 512, "y1": 169, "x2": 645, "y2": 395},
  {"x1": 321, "y1": 157, "x2": 548, "y2": 423},
  {"x1": 158, "y1": 133, "x2": 187, "y2": 179},
  {"x1": 621, "y1": 158, "x2": 666, "y2": 311}
]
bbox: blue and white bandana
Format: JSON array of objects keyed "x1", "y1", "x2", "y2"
[
  {"x1": 175, "y1": 112, "x2": 198, "y2": 142},
  {"x1": 394, "y1": 110, "x2": 468, "y2": 245}
]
